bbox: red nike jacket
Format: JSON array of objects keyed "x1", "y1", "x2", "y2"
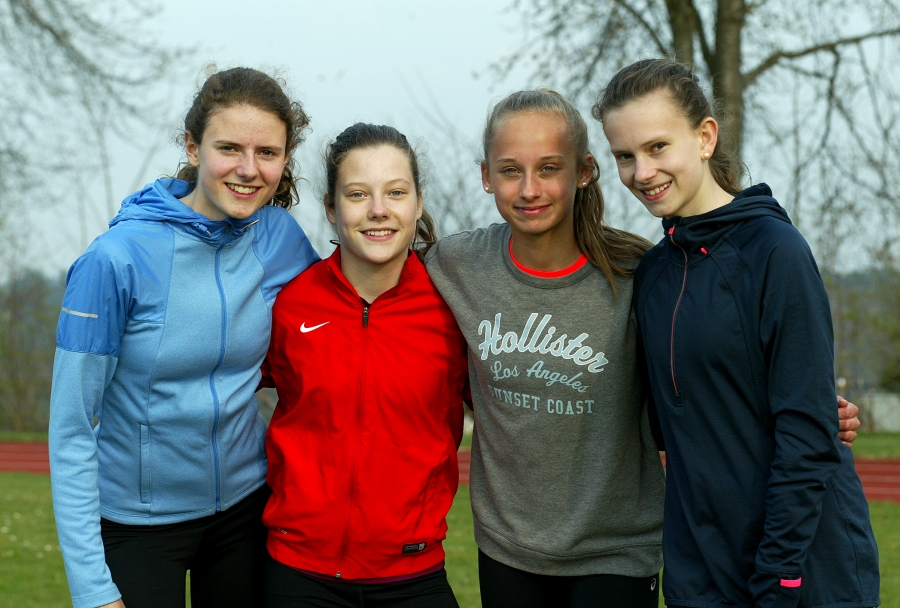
[{"x1": 261, "y1": 248, "x2": 469, "y2": 580}]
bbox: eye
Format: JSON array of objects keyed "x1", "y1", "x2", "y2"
[
  {"x1": 219, "y1": 145, "x2": 236, "y2": 153},
  {"x1": 540, "y1": 164, "x2": 558, "y2": 173},
  {"x1": 348, "y1": 191, "x2": 366, "y2": 199},
  {"x1": 500, "y1": 166, "x2": 519, "y2": 176},
  {"x1": 389, "y1": 189, "x2": 406, "y2": 197},
  {"x1": 259, "y1": 149, "x2": 277, "y2": 157},
  {"x1": 614, "y1": 153, "x2": 633, "y2": 163},
  {"x1": 651, "y1": 142, "x2": 666, "y2": 152}
]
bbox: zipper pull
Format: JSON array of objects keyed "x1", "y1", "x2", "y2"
[
  {"x1": 362, "y1": 306, "x2": 369, "y2": 327},
  {"x1": 336, "y1": 571, "x2": 342, "y2": 579}
]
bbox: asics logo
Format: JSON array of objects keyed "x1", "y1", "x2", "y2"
[{"x1": 300, "y1": 322, "x2": 329, "y2": 333}]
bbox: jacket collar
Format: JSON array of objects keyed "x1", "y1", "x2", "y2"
[
  {"x1": 661, "y1": 183, "x2": 791, "y2": 256},
  {"x1": 109, "y1": 178, "x2": 261, "y2": 246},
  {"x1": 324, "y1": 246, "x2": 423, "y2": 304}
]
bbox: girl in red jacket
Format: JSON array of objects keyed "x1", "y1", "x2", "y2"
[{"x1": 260, "y1": 123, "x2": 469, "y2": 608}]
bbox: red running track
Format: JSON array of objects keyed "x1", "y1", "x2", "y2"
[
  {"x1": 3, "y1": 443, "x2": 898, "y2": 504},
  {"x1": 0, "y1": 441, "x2": 50, "y2": 474}
]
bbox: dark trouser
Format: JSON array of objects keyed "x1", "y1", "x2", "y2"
[
  {"x1": 264, "y1": 556, "x2": 460, "y2": 608},
  {"x1": 101, "y1": 484, "x2": 270, "y2": 608},
  {"x1": 478, "y1": 549, "x2": 659, "y2": 608}
]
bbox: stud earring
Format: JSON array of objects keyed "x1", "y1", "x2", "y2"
[
  {"x1": 703, "y1": 152, "x2": 711, "y2": 159},
  {"x1": 484, "y1": 186, "x2": 492, "y2": 194}
]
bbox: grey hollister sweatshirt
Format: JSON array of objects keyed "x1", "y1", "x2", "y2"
[{"x1": 425, "y1": 223, "x2": 664, "y2": 577}]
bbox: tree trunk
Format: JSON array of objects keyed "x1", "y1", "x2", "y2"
[
  {"x1": 711, "y1": 0, "x2": 747, "y2": 160},
  {"x1": 665, "y1": 0, "x2": 696, "y2": 65}
]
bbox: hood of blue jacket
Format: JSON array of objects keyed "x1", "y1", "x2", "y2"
[
  {"x1": 109, "y1": 178, "x2": 261, "y2": 246},
  {"x1": 661, "y1": 183, "x2": 791, "y2": 254}
]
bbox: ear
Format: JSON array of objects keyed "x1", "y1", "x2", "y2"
[
  {"x1": 480, "y1": 161, "x2": 492, "y2": 193},
  {"x1": 415, "y1": 191, "x2": 423, "y2": 221},
  {"x1": 324, "y1": 194, "x2": 337, "y2": 226},
  {"x1": 184, "y1": 131, "x2": 200, "y2": 167},
  {"x1": 698, "y1": 116, "x2": 719, "y2": 160},
  {"x1": 579, "y1": 153, "x2": 596, "y2": 188}
]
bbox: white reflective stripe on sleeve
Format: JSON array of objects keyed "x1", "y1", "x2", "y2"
[{"x1": 61, "y1": 307, "x2": 99, "y2": 319}]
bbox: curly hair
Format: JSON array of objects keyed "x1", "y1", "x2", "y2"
[{"x1": 175, "y1": 67, "x2": 310, "y2": 209}]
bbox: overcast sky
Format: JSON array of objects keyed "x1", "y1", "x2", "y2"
[{"x1": 32, "y1": 0, "x2": 542, "y2": 273}]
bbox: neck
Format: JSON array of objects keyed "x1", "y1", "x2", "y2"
[
  {"x1": 510, "y1": 226, "x2": 582, "y2": 272},
  {"x1": 340, "y1": 252, "x2": 408, "y2": 303},
  {"x1": 676, "y1": 173, "x2": 735, "y2": 219}
]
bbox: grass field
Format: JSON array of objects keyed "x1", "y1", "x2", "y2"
[
  {"x1": 852, "y1": 432, "x2": 900, "y2": 459},
  {"x1": 4, "y1": 473, "x2": 899, "y2": 607},
  {"x1": 2, "y1": 430, "x2": 899, "y2": 607}
]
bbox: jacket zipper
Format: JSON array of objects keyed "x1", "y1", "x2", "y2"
[
  {"x1": 336, "y1": 302, "x2": 370, "y2": 577},
  {"x1": 668, "y1": 226, "x2": 688, "y2": 397},
  {"x1": 209, "y1": 246, "x2": 226, "y2": 510}
]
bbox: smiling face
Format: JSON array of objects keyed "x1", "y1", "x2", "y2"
[
  {"x1": 326, "y1": 144, "x2": 423, "y2": 289},
  {"x1": 602, "y1": 91, "x2": 721, "y2": 219},
  {"x1": 482, "y1": 111, "x2": 594, "y2": 243},
  {"x1": 182, "y1": 104, "x2": 288, "y2": 221}
]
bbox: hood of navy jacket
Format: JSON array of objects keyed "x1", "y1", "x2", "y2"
[
  {"x1": 661, "y1": 183, "x2": 791, "y2": 257},
  {"x1": 109, "y1": 178, "x2": 261, "y2": 246}
]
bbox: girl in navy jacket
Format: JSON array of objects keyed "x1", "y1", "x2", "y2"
[{"x1": 594, "y1": 59, "x2": 879, "y2": 608}]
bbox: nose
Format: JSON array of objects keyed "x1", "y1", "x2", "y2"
[
  {"x1": 235, "y1": 153, "x2": 259, "y2": 179},
  {"x1": 520, "y1": 172, "x2": 541, "y2": 201},
  {"x1": 633, "y1": 156, "x2": 656, "y2": 184},
  {"x1": 368, "y1": 194, "x2": 390, "y2": 219}
]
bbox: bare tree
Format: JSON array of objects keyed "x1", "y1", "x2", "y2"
[
  {"x1": 491, "y1": 1, "x2": 900, "y2": 242},
  {"x1": 0, "y1": 0, "x2": 191, "y2": 236},
  {"x1": 402, "y1": 79, "x2": 505, "y2": 237}
]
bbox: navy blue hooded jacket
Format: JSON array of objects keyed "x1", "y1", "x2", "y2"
[{"x1": 634, "y1": 184, "x2": 879, "y2": 608}]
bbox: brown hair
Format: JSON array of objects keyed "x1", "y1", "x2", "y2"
[
  {"x1": 482, "y1": 89, "x2": 652, "y2": 294},
  {"x1": 324, "y1": 123, "x2": 437, "y2": 260},
  {"x1": 592, "y1": 58, "x2": 743, "y2": 194},
  {"x1": 175, "y1": 67, "x2": 310, "y2": 209}
]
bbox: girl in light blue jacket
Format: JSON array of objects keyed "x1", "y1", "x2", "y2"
[{"x1": 49, "y1": 67, "x2": 319, "y2": 608}]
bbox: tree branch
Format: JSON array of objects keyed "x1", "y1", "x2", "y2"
[
  {"x1": 613, "y1": 0, "x2": 669, "y2": 56},
  {"x1": 744, "y1": 27, "x2": 900, "y2": 86},
  {"x1": 692, "y1": 0, "x2": 715, "y2": 68}
]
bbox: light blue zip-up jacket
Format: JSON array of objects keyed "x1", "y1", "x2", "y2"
[{"x1": 49, "y1": 178, "x2": 319, "y2": 608}]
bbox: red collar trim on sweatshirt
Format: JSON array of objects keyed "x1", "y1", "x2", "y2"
[{"x1": 508, "y1": 237, "x2": 588, "y2": 278}]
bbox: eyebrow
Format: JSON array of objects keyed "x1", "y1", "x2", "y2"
[
  {"x1": 494, "y1": 154, "x2": 566, "y2": 163},
  {"x1": 610, "y1": 133, "x2": 671, "y2": 155},
  {"x1": 342, "y1": 178, "x2": 413, "y2": 189},
  {"x1": 211, "y1": 139, "x2": 284, "y2": 151}
]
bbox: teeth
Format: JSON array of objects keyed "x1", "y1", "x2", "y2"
[
  {"x1": 365, "y1": 230, "x2": 394, "y2": 236},
  {"x1": 645, "y1": 183, "x2": 670, "y2": 196},
  {"x1": 229, "y1": 184, "x2": 258, "y2": 194}
]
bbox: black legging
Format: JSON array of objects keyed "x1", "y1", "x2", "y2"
[
  {"x1": 264, "y1": 556, "x2": 460, "y2": 608},
  {"x1": 478, "y1": 549, "x2": 659, "y2": 608},
  {"x1": 101, "y1": 485, "x2": 270, "y2": 608}
]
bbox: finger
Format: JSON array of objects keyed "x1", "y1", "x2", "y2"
[
  {"x1": 838, "y1": 430, "x2": 857, "y2": 443},
  {"x1": 840, "y1": 415, "x2": 861, "y2": 430},
  {"x1": 838, "y1": 402, "x2": 859, "y2": 420}
]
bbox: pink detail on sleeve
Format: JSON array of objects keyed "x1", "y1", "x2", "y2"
[
  {"x1": 700, "y1": 247, "x2": 708, "y2": 254},
  {"x1": 780, "y1": 578, "x2": 802, "y2": 588}
]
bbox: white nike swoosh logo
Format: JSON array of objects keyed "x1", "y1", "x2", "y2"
[{"x1": 300, "y1": 322, "x2": 329, "y2": 333}]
